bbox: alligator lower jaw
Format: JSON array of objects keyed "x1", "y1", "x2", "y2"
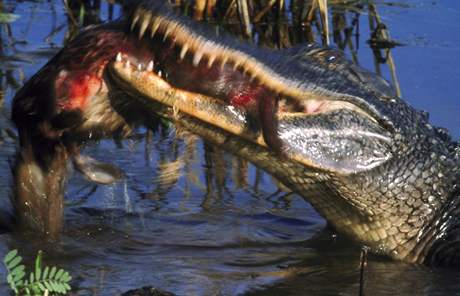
[{"x1": 109, "y1": 54, "x2": 267, "y2": 144}]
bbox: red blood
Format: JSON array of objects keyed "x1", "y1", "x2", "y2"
[
  {"x1": 52, "y1": 27, "x2": 154, "y2": 113},
  {"x1": 55, "y1": 70, "x2": 103, "y2": 110},
  {"x1": 229, "y1": 87, "x2": 262, "y2": 108}
]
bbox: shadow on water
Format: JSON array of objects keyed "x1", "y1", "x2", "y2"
[{"x1": 0, "y1": 0, "x2": 459, "y2": 295}]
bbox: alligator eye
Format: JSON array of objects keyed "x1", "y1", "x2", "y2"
[{"x1": 326, "y1": 55, "x2": 336, "y2": 62}]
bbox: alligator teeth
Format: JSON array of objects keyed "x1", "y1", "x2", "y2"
[
  {"x1": 233, "y1": 61, "x2": 241, "y2": 71},
  {"x1": 147, "y1": 60, "x2": 154, "y2": 72},
  {"x1": 139, "y1": 12, "x2": 152, "y2": 39},
  {"x1": 131, "y1": 9, "x2": 141, "y2": 31},
  {"x1": 116, "y1": 52, "x2": 122, "y2": 62},
  {"x1": 192, "y1": 51, "x2": 204, "y2": 66},
  {"x1": 163, "y1": 26, "x2": 173, "y2": 41},
  {"x1": 150, "y1": 18, "x2": 162, "y2": 38},
  {"x1": 124, "y1": 60, "x2": 130, "y2": 68},
  {"x1": 137, "y1": 63, "x2": 143, "y2": 71},
  {"x1": 158, "y1": 70, "x2": 163, "y2": 78},
  {"x1": 179, "y1": 45, "x2": 189, "y2": 60},
  {"x1": 207, "y1": 55, "x2": 216, "y2": 68},
  {"x1": 220, "y1": 57, "x2": 229, "y2": 70},
  {"x1": 169, "y1": 37, "x2": 178, "y2": 48}
]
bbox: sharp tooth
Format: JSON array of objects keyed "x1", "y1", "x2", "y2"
[
  {"x1": 150, "y1": 18, "x2": 161, "y2": 37},
  {"x1": 170, "y1": 37, "x2": 179, "y2": 48},
  {"x1": 139, "y1": 12, "x2": 152, "y2": 39},
  {"x1": 124, "y1": 60, "x2": 130, "y2": 68},
  {"x1": 220, "y1": 57, "x2": 229, "y2": 70},
  {"x1": 249, "y1": 72, "x2": 257, "y2": 82},
  {"x1": 207, "y1": 55, "x2": 216, "y2": 68},
  {"x1": 147, "y1": 60, "x2": 154, "y2": 72},
  {"x1": 192, "y1": 51, "x2": 204, "y2": 66},
  {"x1": 131, "y1": 9, "x2": 141, "y2": 31},
  {"x1": 158, "y1": 70, "x2": 163, "y2": 78},
  {"x1": 163, "y1": 26, "x2": 173, "y2": 41},
  {"x1": 137, "y1": 63, "x2": 142, "y2": 71},
  {"x1": 233, "y1": 61, "x2": 241, "y2": 71},
  {"x1": 179, "y1": 45, "x2": 189, "y2": 60},
  {"x1": 116, "y1": 52, "x2": 122, "y2": 62}
]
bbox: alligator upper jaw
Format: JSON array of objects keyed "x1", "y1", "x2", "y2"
[
  {"x1": 104, "y1": 2, "x2": 395, "y2": 174},
  {"x1": 123, "y1": 3, "x2": 395, "y2": 143},
  {"x1": 108, "y1": 54, "x2": 393, "y2": 175}
]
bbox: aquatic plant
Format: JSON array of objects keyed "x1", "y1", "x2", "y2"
[
  {"x1": 0, "y1": 13, "x2": 19, "y2": 24},
  {"x1": 3, "y1": 249, "x2": 72, "y2": 296}
]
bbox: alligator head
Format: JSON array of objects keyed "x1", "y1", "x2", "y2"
[{"x1": 107, "y1": 1, "x2": 460, "y2": 265}]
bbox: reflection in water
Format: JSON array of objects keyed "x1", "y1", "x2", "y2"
[{"x1": 0, "y1": 0, "x2": 458, "y2": 295}]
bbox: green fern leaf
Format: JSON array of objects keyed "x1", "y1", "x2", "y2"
[
  {"x1": 12, "y1": 268, "x2": 25, "y2": 283},
  {"x1": 6, "y1": 274, "x2": 18, "y2": 293},
  {"x1": 44, "y1": 281, "x2": 52, "y2": 291},
  {"x1": 11, "y1": 264, "x2": 25, "y2": 276},
  {"x1": 42, "y1": 266, "x2": 49, "y2": 280},
  {"x1": 37, "y1": 282, "x2": 46, "y2": 291},
  {"x1": 55, "y1": 282, "x2": 64, "y2": 293},
  {"x1": 49, "y1": 266, "x2": 57, "y2": 279},
  {"x1": 63, "y1": 283, "x2": 71, "y2": 291},
  {"x1": 35, "y1": 250, "x2": 43, "y2": 281},
  {"x1": 10, "y1": 264, "x2": 25, "y2": 281},
  {"x1": 64, "y1": 272, "x2": 72, "y2": 282},
  {"x1": 4, "y1": 249, "x2": 73, "y2": 295},
  {"x1": 50, "y1": 280, "x2": 60, "y2": 292},
  {"x1": 3, "y1": 249, "x2": 18, "y2": 264},
  {"x1": 6, "y1": 255, "x2": 22, "y2": 270},
  {"x1": 54, "y1": 268, "x2": 64, "y2": 280},
  {"x1": 30, "y1": 284, "x2": 41, "y2": 295}
]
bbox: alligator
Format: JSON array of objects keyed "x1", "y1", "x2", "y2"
[{"x1": 10, "y1": 0, "x2": 460, "y2": 266}]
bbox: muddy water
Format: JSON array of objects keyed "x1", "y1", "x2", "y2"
[{"x1": 0, "y1": 1, "x2": 459, "y2": 295}]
